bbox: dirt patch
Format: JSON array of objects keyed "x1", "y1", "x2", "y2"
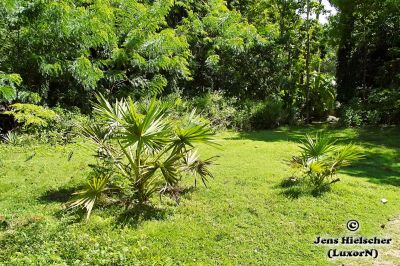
[{"x1": 373, "y1": 217, "x2": 400, "y2": 266}]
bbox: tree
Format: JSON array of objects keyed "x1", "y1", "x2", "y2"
[
  {"x1": 0, "y1": 0, "x2": 192, "y2": 110},
  {"x1": 331, "y1": 0, "x2": 400, "y2": 103}
]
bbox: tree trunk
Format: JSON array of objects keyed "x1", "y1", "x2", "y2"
[{"x1": 305, "y1": 0, "x2": 311, "y2": 123}]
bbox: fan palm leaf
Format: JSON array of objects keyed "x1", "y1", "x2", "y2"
[
  {"x1": 67, "y1": 174, "x2": 110, "y2": 220},
  {"x1": 184, "y1": 150, "x2": 215, "y2": 186},
  {"x1": 299, "y1": 133, "x2": 336, "y2": 159}
]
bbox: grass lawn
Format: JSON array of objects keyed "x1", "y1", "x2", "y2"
[{"x1": 0, "y1": 126, "x2": 399, "y2": 265}]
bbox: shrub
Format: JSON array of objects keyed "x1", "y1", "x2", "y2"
[
  {"x1": 365, "y1": 110, "x2": 380, "y2": 126},
  {"x1": 68, "y1": 94, "x2": 217, "y2": 219},
  {"x1": 190, "y1": 91, "x2": 238, "y2": 130},
  {"x1": 342, "y1": 106, "x2": 363, "y2": 127},
  {"x1": 45, "y1": 106, "x2": 89, "y2": 144},
  {"x1": 2, "y1": 103, "x2": 88, "y2": 145},
  {"x1": 0, "y1": 73, "x2": 22, "y2": 104},
  {"x1": 367, "y1": 88, "x2": 400, "y2": 125},
  {"x1": 0, "y1": 131, "x2": 19, "y2": 146},
  {"x1": 245, "y1": 97, "x2": 286, "y2": 130},
  {"x1": 290, "y1": 133, "x2": 363, "y2": 191},
  {"x1": 309, "y1": 73, "x2": 337, "y2": 119},
  {"x1": 3, "y1": 103, "x2": 57, "y2": 132},
  {"x1": 341, "y1": 88, "x2": 400, "y2": 127},
  {"x1": 187, "y1": 92, "x2": 288, "y2": 131}
]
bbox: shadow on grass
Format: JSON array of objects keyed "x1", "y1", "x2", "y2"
[
  {"x1": 116, "y1": 204, "x2": 168, "y2": 228},
  {"x1": 38, "y1": 186, "x2": 84, "y2": 203},
  {"x1": 114, "y1": 186, "x2": 199, "y2": 227},
  {"x1": 236, "y1": 125, "x2": 400, "y2": 187},
  {"x1": 281, "y1": 187, "x2": 303, "y2": 199},
  {"x1": 114, "y1": 186, "x2": 197, "y2": 227},
  {"x1": 278, "y1": 177, "x2": 332, "y2": 199},
  {"x1": 37, "y1": 186, "x2": 88, "y2": 224},
  {"x1": 235, "y1": 124, "x2": 400, "y2": 149},
  {"x1": 159, "y1": 186, "x2": 196, "y2": 204},
  {"x1": 38, "y1": 185, "x2": 198, "y2": 227},
  {"x1": 342, "y1": 148, "x2": 400, "y2": 187}
]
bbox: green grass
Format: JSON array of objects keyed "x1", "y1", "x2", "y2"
[{"x1": 0, "y1": 126, "x2": 399, "y2": 265}]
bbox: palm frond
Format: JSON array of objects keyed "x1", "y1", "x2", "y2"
[
  {"x1": 183, "y1": 150, "x2": 215, "y2": 186},
  {"x1": 158, "y1": 153, "x2": 183, "y2": 185},
  {"x1": 81, "y1": 122, "x2": 116, "y2": 159},
  {"x1": 117, "y1": 143, "x2": 138, "y2": 179},
  {"x1": 67, "y1": 174, "x2": 110, "y2": 220},
  {"x1": 172, "y1": 123, "x2": 217, "y2": 152},
  {"x1": 93, "y1": 93, "x2": 125, "y2": 126},
  {"x1": 81, "y1": 122, "x2": 110, "y2": 144},
  {"x1": 76, "y1": 93, "x2": 216, "y2": 206},
  {"x1": 291, "y1": 133, "x2": 363, "y2": 188},
  {"x1": 308, "y1": 160, "x2": 328, "y2": 175},
  {"x1": 299, "y1": 133, "x2": 336, "y2": 159},
  {"x1": 1, "y1": 131, "x2": 19, "y2": 145},
  {"x1": 117, "y1": 98, "x2": 171, "y2": 154},
  {"x1": 333, "y1": 144, "x2": 364, "y2": 167}
]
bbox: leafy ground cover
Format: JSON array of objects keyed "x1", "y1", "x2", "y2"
[{"x1": 0, "y1": 126, "x2": 399, "y2": 265}]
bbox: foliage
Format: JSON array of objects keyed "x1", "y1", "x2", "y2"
[
  {"x1": 242, "y1": 96, "x2": 287, "y2": 130},
  {"x1": 290, "y1": 133, "x2": 363, "y2": 190},
  {"x1": 68, "y1": 94, "x2": 216, "y2": 219},
  {"x1": 0, "y1": 0, "x2": 192, "y2": 110},
  {"x1": 3, "y1": 103, "x2": 57, "y2": 132},
  {"x1": 309, "y1": 73, "x2": 336, "y2": 118},
  {"x1": 68, "y1": 171, "x2": 111, "y2": 220},
  {"x1": 0, "y1": 73, "x2": 22, "y2": 103},
  {"x1": 177, "y1": 0, "x2": 274, "y2": 99},
  {"x1": 43, "y1": 106, "x2": 89, "y2": 145},
  {"x1": 342, "y1": 105, "x2": 363, "y2": 127},
  {"x1": 190, "y1": 91, "x2": 238, "y2": 130},
  {"x1": 332, "y1": 0, "x2": 400, "y2": 107},
  {"x1": 0, "y1": 0, "x2": 343, "y2": 123},
  {"x1": 0, "y1": 130, "x2": 19, "y2": 145},
  {"x1": 0, "y1": 104, "x2": 87, "y2": 146},
  {"x1": 341, "y1": 87, "x2": 400, "y2": 127},
  {"x1": 1, "y1": 0, "x2": 399, "y2": 127},
  {"x1": 172, "y1": 91, "x2": 289, "y2": 131}
]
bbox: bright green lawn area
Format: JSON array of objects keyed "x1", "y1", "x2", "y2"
[{"x1": 0, "y1": 126, "x2": 399, "y2": 265}]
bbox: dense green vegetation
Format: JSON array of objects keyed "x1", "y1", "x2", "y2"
[
  {"x1": 1, "y1": 0, "x2": 399, "y2": 126},
  {"x1": 0, "y1": 127, "x2": 399, "y2": 265}
]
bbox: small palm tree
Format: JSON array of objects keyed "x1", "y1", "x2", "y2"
[
  {"x1": 68, "y1": 94, "x2": 217, "y2": 219},
  {"x1": 1, "y1": 131, "x2": 19, "y2": 146},
  {"x1": 291, "y1": 133, "x2": 363, "y2": 188}
]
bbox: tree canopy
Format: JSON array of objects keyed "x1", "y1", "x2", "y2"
[{"x1": 0, "y1": 0, "x2": 398, "y2": 124}]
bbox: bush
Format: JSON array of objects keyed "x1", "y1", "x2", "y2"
[
  {"x1": 0, "y1": 73, "x2": 22, "y2": 104},
  {"x1": 367, "y1": 88, "x2": 400, "y2": 124},
  {"x1": 45, "y1": 106, "x2": 89, "y2": 144},
  {"x1": 365, "y1": 110, "x2": 380, "y2": 126},
  {"x1": 190, "y1": 91, "x2": 238, "y2": 130},
  {"x1": 242, "y1": 96, "x2": 287, "y2": 130},
  {"x1": 2, "y1": 103, "x2": 88, "y2": 145},
  {"x1": 342, "y1": 106, "x2": 363, "y2": 127},
  {"x1": 186, "y1": 91, "x2": 288, "y2": 131},
  {"x1": 0, "y1": 131, "x2": 19, "y2": 146},
  {"x1": 341, "y1": 88, "x2": 400, "y2": 127},
  {"x1": 3, "y1": 103, "x2": 56, "y2": 132},
  {"x1": 289, "y1": 133, "x2": 363, "y2": 192},
  {"x1": 68, "y1": 94, "x2": 216, "y2": 219}
]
